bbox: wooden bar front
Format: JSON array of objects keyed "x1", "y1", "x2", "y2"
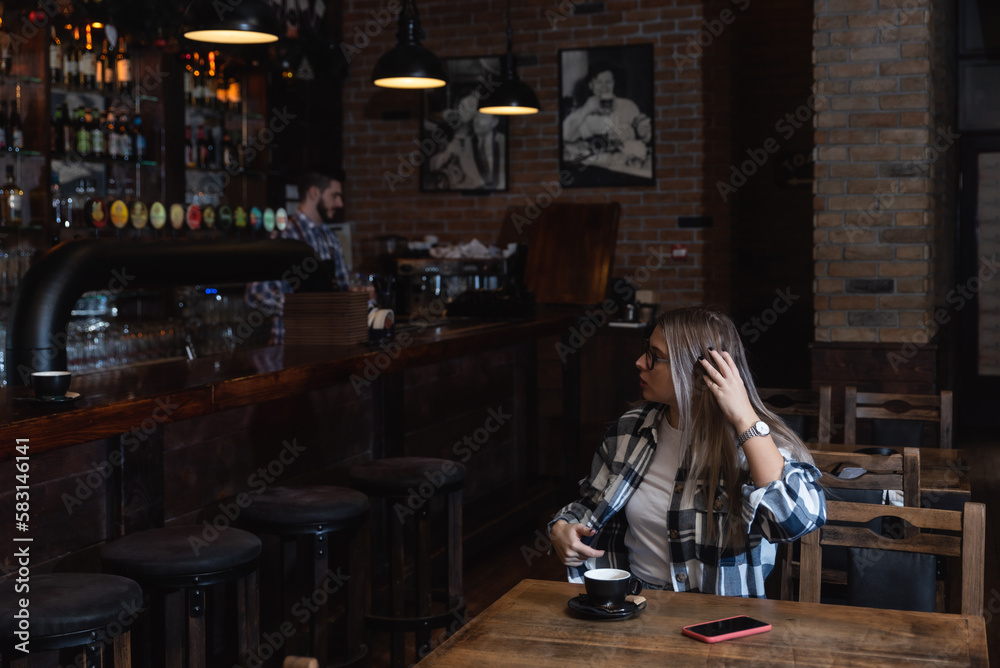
[{"x1": 0, "y1": 308, "x2": 582, "y2": 572}]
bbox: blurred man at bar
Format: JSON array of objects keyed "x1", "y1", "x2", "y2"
[{"x1": 245, "y1": 167, "x2": 351, "y2": 345}]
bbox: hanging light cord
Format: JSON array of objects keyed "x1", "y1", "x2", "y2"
[{"x1": 504, "y1": 0, "x2": 516, "y2": 78}]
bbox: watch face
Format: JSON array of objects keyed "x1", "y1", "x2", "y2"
[{"x1": 755, "y1": 421, "x2": 770, "y2": 436}]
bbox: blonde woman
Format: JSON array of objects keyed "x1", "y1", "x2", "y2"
[{"x1": 550, "y1": 307, "x2": 826, "y2": 596}]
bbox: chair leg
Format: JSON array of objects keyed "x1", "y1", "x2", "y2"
[{"x1": 238, "y1": 570, "x2": 260, "y2": 666}]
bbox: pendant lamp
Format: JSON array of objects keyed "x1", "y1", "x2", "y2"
[
  {"x1": 372, "y1": 0, "x2": 446, "y2": 89},
  {"x1": 183, "y1": 0, "x2": 280, "y2": 45},
  {"x1": 479, "y1": 0, "x2": 540, "y2": 115}
]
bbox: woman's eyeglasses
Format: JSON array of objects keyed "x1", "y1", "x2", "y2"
[{"x1": 643, "y1": 339, "x2": 670, "y2": 369}]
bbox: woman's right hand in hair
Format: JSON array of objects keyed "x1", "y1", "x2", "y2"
[{"x1": 551, "y1": 520, "x2": 605, "y2": 567}]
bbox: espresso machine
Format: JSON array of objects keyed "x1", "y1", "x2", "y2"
[{"x1": 392, "y1": 257, "x2": 508, "y2": 318}]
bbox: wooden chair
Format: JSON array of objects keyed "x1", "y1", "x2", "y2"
[
  {"x1": 778, "y1": 447, "x2": 920, "y2": 601},
  {"x1": 844, "y1": 386, "x2": 954, "y2": 449},
  {"x1": 810, "y1": 447, "x2": 921, "y2": 508},
  {"x1": 758, "y1": 386, "x2": 832, "y2": 444},
  {"x1": 799, "y1": 500, "x2": 986, "y2": 616}
]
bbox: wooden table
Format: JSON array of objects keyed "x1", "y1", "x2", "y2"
[{"x1": 418, "y1": 579, "x2": 989, "y2": 667}]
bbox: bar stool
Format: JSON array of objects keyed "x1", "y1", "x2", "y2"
[
  {"x1": 236, "y1": 485, "x2": 370, "y2": 667},
  {"x1": 1, "y1": 573, "x2": 143, "y2": 668},
  {"x1": 348, "y1": 457, "x2": 466, "y2": 668},
  {"x1": 100, "y1": 525, "x2": 261, "y2": 668}
]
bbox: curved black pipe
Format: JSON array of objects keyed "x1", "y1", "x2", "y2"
[{"x1": 6, "y1": 238, "x2": 332, "y2": 385}]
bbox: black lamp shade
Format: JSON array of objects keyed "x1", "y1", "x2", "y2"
[
  {"x1": 372, "y1": 42, "x2": 447, "y2": 89},
  {"x1": 183, "y1": 0, "x2": 280, "y2": 44},
  {"x1": 479, "y1": 77, "x2": 541, "y2": 115},
  {"x1": 371, "y1": 13, "x2": 446, "y2": 90}
]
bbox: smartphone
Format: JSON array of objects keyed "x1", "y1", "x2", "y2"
[{"x1": 682, "y1": 615, "x2": 771, "y2": 643}]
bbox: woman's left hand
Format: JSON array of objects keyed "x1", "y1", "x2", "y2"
[{"x1": 698, "y1": 349, "x2": 757, "y2": 431}]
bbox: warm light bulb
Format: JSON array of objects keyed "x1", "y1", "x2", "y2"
[
  {"x1": 479, "y1": 105, "x2": 540, "y2": 115},
  {"x1": 373, "y1": 76, "x2": 447, "y2": 89},
  {"x1": 183, "y1": 29, "x2": 279, "y2": 44}
]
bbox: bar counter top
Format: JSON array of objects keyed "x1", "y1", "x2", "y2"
[{"x1": 0, "y1": 307, "x2": 582, "y2": 462}]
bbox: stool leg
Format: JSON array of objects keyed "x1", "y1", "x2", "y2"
[
  {"x1": 165, "y1": 589, "x2": 185, "y2": 668},
  {"x1": 113, "y1": 631, "x2": 131, "y2": 668},
  {"x1": 416, "y1": 508, "x2": 432, "y2": 656},
  {"x1": 448, "y1": 489, "x2": 464, "y2": 627},
  {"x1": 312, "y1": 532, "x2": 330, "y2": 667},
  {"x1": 347, "y1": 520, "x2": 370, "y2": 663},
  {"x1": 187, "y1": 586, "x2": 207, "y2": 668},
  {"x1": 390, "y1": 511, "x2": 406, "y2": 668},
  {"x1": 238, "y1": 570, "x2": 260, "y2": 666}
]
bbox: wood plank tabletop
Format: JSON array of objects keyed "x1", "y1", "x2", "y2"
[{"x1": 418, "y1": 579, "x2": 989, "y2": 667}]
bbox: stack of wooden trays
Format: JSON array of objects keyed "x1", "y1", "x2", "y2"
[{"x1": 284, "y1": 292, "x2": 369, "y2": 345}]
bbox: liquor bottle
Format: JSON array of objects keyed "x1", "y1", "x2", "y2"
[
  {"x1": 115, "y1": 37, "x2": 132, "y2": 94},
  {"x1": 197, "y1": 124, "x2": 208, "y2": 169},
  {"x1": 4, "y1": 166, "x2": 23, "y2": 228},
  {"x1": 96, "y1": 39, "x2": 110, "y2": 94},
  {"x1": 226, "y1": 77, "x2": 242, "y2": 114},
  {"x1": 75, "y1": 107, "x2": 91, "y2": 157},
  {"x1": 184, "y1": 125, "x2": 194, "y2": 167},
  {"x1": 0, "y1": 29, "x2": 12, "y2": 77},
  {"x1": 183, "y1": 58, "x2": 194, "y2": 105},
  {"x1": 60, "y1": 103, "x2": 72, "y2": 153},
  {"x1": 79, "y1": 40, "x2": 97, "y2": 90},
  {"x1": 52, "y1": 104, "x2": 65, "y2": 155},
  {"x1": 73, "y1": 180, "x2": 86, "y2": 226},
  {"x1": 0, "y1": 99, "x2": 9, "y2": 151},
  {"x1": 51, "y1": 171, "x2": 65, "y2": 228},
  {"x1": 49, "y1": 27, "x2": 64, "y2": 84},
  {"x1": 118, "y1": 113, "x2": 132, "y2": 161},
  {"x1": 90, "y1": 107, "x2": 105, "y2": 158},
  {"x1": 133, "y1": 115, "x2": 147, "y2": 161},
  {"x1": 192, "y1": 59, "x2": 204, "y2": 108},
  {"x1": 65, "y1": 29, "x2": 80, "y2": 87},
  {"x1": 9, "y1": 98, "x2": 23, "y2": 152},
  {"x1": 222, "y1": 126, "x2": 235, "y2": 170},
  {"x1": 106, "y1": 110, "x2": 119, "y2": 160}
]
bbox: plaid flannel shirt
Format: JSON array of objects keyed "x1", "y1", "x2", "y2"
[
  {"x1": 550, "y1": 402, "x2": 826, "y2": 597},
  {"x1": 245, "y1": 210, "x2": 351, "y2": 344}
]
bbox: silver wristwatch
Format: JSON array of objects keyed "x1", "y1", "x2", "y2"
[{"x1": 737, "y1": 420, "x2": 770, "y2": 445}]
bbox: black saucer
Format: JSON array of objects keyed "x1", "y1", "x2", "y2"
[
  {"x1": 567, "y1": 594, "x2": 646, "y2": 621},
  {"x1": 16, "y1": 391, "x2": 83, "y2": 404}
]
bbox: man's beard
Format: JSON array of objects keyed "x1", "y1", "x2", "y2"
[{"x1": 320, "y1": 206, "x2": 342, "y2": 224}]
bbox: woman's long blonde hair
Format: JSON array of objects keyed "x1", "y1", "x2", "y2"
[{"x1": 657, "y1": 307, "x2": 814, "y2": 551}]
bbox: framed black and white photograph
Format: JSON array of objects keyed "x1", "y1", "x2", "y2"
[
  {"x1": 421, "y1": 56, "x2": 509, "y2": 193},
  {"x1": 559, "y1": 44, "x2": 655, "y2": 188}
]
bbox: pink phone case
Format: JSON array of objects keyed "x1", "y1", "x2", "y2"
[{"x1": 681, "y1": 615, "x2": 772, "y2": 643}]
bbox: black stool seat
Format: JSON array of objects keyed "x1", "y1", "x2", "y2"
[
  {"x1": 102, "y1": 526, "x2": 261, "y2": 588},
  {"x1": 1, "y1": 573, "x2": 142, "y2": 644},
  {"x1": 239, "y1": 485, "x2": 370, "y2": 533},
  {"x1": 349, "y1": 457, "x2": 467, "y2": 497}
]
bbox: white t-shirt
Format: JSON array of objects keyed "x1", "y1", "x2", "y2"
[{"x1": 624, "y1": 414, "x2": 683, "y2": 586}]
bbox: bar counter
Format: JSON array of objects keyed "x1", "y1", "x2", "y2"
[
  {"x1": 1, "y1": 306, "x2": 584, "y2": 572},
  {"x1": 0, "y1": 307, "x2": 582, "y2": 462}
]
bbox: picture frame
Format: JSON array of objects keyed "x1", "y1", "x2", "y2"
[
  {"x1": 421, "y1": 56, "x2": 509, "y2": 193},
  {"x1": 558, "y1": 44, "x2": 656, "y2": 188}
]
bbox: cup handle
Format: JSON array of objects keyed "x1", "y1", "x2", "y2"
[{"x1": 628, "y1": 578, "x2": 643, "y2": 596}]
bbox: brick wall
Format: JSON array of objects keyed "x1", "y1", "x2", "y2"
[
  {"x1": 812, "y1": 0, "x2": 956, "y2": 344},
  {"x1": 340, "y1": 0, "x2": 732, "y2": 308}
]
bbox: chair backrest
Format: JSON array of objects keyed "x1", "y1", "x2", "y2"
[
  {"x1": 810, "y1": 447, "x2": 921, "y2": 508},
  {"x1": 799, "y1": 500, "x2": 986, "y2": 616},
  {"x1": 758, "y1": 385, "x2": 832, "y2": 444},
  {"x1": 844, "y1": 386, "x2": 954, "y2": 449}
]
